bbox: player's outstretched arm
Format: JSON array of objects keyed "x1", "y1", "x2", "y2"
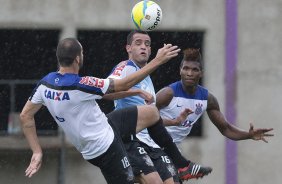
[
  {"x1": 109, "y1": 44, "x2": 180, "y2": 93},
  {"x1": 103, "y1": 88, "x2": 154, "y2": 104},
  {"x1": 248, "y1": 123, "x2": 274, "y2": 143},
  {"x1": 20, "y1": 101, "x2": 43, "y2": 178},
  {"x1": 207, "y1": 92, "x2": 274, "y2": 142}
]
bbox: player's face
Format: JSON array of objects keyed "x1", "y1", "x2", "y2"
[
  {"x1": 127, "y1": 33, "x2": 151, "y2": 67},
  {"x1": 180, "y1": 61, "x2": 202, "y2": 87}
]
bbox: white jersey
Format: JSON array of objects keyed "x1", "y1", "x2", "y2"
[
  {"x1": 108, "y1": 60, "x2": 160, "y2": 148},
  {"x1": 29, "y1": 72, "x2": 114, "y2": 160},
  {"x1": 160, "y1": 81, "x2": 208, "y2": 145}
]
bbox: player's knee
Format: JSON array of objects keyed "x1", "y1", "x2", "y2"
[
  {"x1": 146, "y1": 105, "x2": 160, "y2": 122},
  {"x1": 136, "y1": 105, "x2": 160, "y2": 132}
]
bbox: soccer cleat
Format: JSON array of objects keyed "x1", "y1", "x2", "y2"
[{"x1": 178, "y1": 162, "x2": 212, "y2": 180}]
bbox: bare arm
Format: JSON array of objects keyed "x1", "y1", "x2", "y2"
[
  {"x1": 20, "y1": 100, "x2": 43, "y2": 177},
  {"x1": 207, "y1": 92, "x2": 274, "y2": 142},
  {"x1": 106, "y1": 44, "x2": 180, "y2": 93},
  {"x1": 103, "y1": 88, "x2": 154, "y2": 104},
  {"x1": 156, "y1": 87, "x2": 174, "y2": 110},
  {"x1": 156, "y1": 87, "x2": 175, "y2": 126}
]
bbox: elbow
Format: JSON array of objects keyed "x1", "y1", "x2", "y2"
[
  {"x1": 218, "y1": 125, "x2": 227, "y2": 136},
  {"x1": 120, "y1": 84, "x2": 131, "y2": 92},
  {"x1": 113, "y1": 79, "x2": 131, "y2": 92},
  {"x1": 19, "y1": 112, "x2": 26, "y2": 122},
  {"x1": 121, "y1": 80, "x2": 134, "y2": 91},
  {"x1": 20, "y1": 112, "x2": 31, "y2": 125},
  {"x1": 220, "y1": 129, "x2": 227, "y2": 137},
  {"x1": 220, "y1": 129, "x2": 232, "y2": 139},
  {"x1": 117, "y1": 82, "x2": 132, "y2": 92}
]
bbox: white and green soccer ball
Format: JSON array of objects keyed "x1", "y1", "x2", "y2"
[{"x1": 131, "y1": 0, "x2": 162, "y2": 31}]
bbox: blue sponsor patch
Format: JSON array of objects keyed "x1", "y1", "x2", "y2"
[{"x1": 44, "y1": 89, "x2": 70, "y2": 101}]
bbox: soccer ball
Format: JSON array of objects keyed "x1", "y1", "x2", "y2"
[{"x1": 131, "y1": 0, "x2": 162, "y2": 31}]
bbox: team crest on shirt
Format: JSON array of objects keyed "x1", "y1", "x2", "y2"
[
  {"x1": 55, "y1": 78, "x2": 59, "y2": 84},
  {"x1": 195, "y1": 103, "x2": 203, "y2": 115}
]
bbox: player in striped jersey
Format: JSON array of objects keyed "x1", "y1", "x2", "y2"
[{"x1": 156, "y1": 48, "x2": 274, "y2": 180}]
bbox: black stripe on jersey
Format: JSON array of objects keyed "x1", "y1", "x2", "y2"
[
  {"x1": 37, "y1": 80, "x2": 104, "y2": 96},
  {"x1": 29, "y1": 82, "x2": 41, "y2": 101}
]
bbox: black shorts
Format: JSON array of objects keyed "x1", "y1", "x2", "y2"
[
  {"x1": 107, "y1": 106, "x2": 178, "y2": 182},
  {"x1": 87, "y1": 135, "x2": 134, "y2": 184},
  {"x1": 124, "y1": 140, "x2": 156, "y2": 176},
  {"x1": 87, "y1": 106, "x2": 139, "y2": 184},
  {"x1": 140, "y1": 142, "x2": 179, "y2": 182},
  {"x1": 108, "y1": 106, "x2": 157, "y2": 176},
  {"x1": 106, "y1": 106, "x2": 138, "y2": 143}
]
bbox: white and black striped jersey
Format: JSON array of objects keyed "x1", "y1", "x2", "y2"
[
  {"x1": 160, "y1": 81, "x2": 208, "y2": 144},
  {"x1": 29, "y1": 72, "x2": 114, "y2": 160}
]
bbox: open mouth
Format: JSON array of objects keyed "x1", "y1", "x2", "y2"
[{"x1": 140, "y1": 52, "x2": 146, "y2": 56}]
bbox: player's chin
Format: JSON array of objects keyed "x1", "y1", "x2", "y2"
[
  {"x1": 183, "y1": 80, "x2": 196, "y2": 87},
  {"x1": 139, "y1": 56, "x2": 149, "y2": 63}
]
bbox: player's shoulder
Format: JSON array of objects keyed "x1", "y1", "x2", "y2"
[
  {"x1": 193, "y1": 85, "x2": 208, "y2": 100},
  {"x1": 34, "y1": 72, "x2": 106, "y2": 96},
  {"x1": 37, "y1": 72, "x2": 58, "y2": 86},
  {"x1": 40, "y1": 72, "x2": 80, "y2": 87},
  {"x1": 41, "y1": 72, "x2": 57, "y2": 81},
  {"x1": 126, "y1": 60, "x2": 139, "y2": 68},
  {"x1": 157, "y1": 85, "x2": 174, "y2": 97},
  {"x1": 158, "y1": 81, "x2": 178, "y2": 98},
  {"x1": 197, "y1": 85, "x2": 208, "y2": 96},
  {"x1": 168, "y1": 81, "x2": 181, "y2": 91},
  {"x1": 117, "y1": 60, "x2": 139, "y2": 70},
  {"x1": 109, "y1": 60, "x2": 138, "y2": 78},
  {"x1": 115, "y1": 60, "x2": 136, "y2": 68}
]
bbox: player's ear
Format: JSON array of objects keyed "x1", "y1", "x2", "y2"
[
  {"x1": 75, "y1": 55, "x2": 80, "y2": 64},
  {"x1": 126, "y1": 44, "x2": 131, "y2": 53}
]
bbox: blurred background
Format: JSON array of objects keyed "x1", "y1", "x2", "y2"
[{"x1": 0, "y1": 0, "x2": 280, "y2": 184}]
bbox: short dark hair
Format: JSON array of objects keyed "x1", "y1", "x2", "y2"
[
  {"x1": 180, "y1": 48, "x2": 202, "y2": 69},
  {"x1": 56, "y1": 38, "x2": 82, "y2": 67},
  {"x1": 126, "y1": 30, "x2": 149, "y2": 45}
]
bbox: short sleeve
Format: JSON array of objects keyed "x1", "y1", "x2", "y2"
[
  {"x1": 29, "y1": 85, "x2": 44, "y2": 104},
  {"x1": 78, "y1": 76, "x2": 110, "y2": 95}
]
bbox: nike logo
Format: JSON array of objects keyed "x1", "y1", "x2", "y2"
[{"x1": 176, "y1": 104, "x2": 182, "y2": 107}]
